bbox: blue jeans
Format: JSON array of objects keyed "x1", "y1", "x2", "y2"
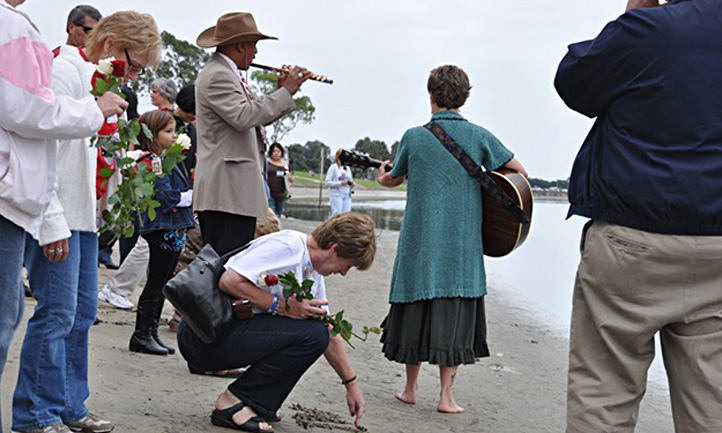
[
  {"x1": 178, "y1": 315, "x2": 329, "y2": 420},
  {"x1": 268, "y1": 197, "x2": 285, "y2": 217},
  {"x1": 13, "y1": 231, "x2": 98, "y2": 431},
  {"x1": 329, "y1": 194, "x2": 351, "y2": 216},
  {"x1": 0, "y1": 216, "x2": 27, "y2": 433}
]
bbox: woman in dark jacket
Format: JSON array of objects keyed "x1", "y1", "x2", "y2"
[
  {"x1": 130, "y1": 110, "x2": 194, "y2": 355},
  {"x1": 266, "y1": 142, "x2": 293, "y2": 217}
]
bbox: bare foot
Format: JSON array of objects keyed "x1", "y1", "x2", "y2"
[
  {"x1": 437, "y1": 400, "x2": 465, "y2": 414},
  {"x1": 395, "y1": 391, "x2": 416, "y2": 405}
]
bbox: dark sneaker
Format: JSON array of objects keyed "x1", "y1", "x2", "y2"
[{"x1": 66, "y1": 413, "x2": 114, "y2": 433}]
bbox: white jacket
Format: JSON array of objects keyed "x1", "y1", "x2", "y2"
[
  {"x1": 325, "y1": 163, "x2": 353, "y2": 197},
  {"x1": 37, "y1": 45, "x2": 100, "y2": 244},
  {"x1": 0, "y1": 4, "x2": 103, "y2": 242}
]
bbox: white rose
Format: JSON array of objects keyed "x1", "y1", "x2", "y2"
[
  {"x1": 97, "y1": 57, "x2": 115, "y2": 75},
  {"x1": 176, "y1": 133, "x2": 192, "y2": 151}
]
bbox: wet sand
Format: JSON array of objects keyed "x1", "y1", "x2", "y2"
[{"x1": 1, "y1": 217, "x2": 674, "y2": 433}]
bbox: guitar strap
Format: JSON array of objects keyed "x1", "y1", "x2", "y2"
[{"x1": 424, "y1": 122, "x2": 529, "y2": 224}]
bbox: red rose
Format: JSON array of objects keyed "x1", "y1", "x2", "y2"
[
  {"x1": 264, "y1": 274, "x2": 279, "y2": 286},
  {"x1": 110, "y1": 60, "x2": 126, "y2": 78}
]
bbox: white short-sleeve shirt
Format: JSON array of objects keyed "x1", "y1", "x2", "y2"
[{"x1": 224, "y1": 230, "x2": 328, "y2": 314}]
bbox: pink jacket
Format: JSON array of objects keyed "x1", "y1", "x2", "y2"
[{"x1": 0, "y1": 3, "x2": 103, "y2": 241}]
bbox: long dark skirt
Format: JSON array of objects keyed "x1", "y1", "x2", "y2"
[{"x1": 381, "y1": 296, "x2": 490, "y2": 367}]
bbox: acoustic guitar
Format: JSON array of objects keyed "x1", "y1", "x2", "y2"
[{"x1": 338, "y1": 149, "x2": 533, "y2": 257}]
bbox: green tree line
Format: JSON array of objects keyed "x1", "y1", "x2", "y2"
[{"x1": 133, "y1": 31, "x2": 567, "y2": 189}]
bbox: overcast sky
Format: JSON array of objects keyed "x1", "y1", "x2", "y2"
[{"x1": 19, "y1": 0, "x2": 627, "y2": 180}]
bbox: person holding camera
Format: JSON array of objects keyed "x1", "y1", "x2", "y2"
[{"x1": 325, "y1": 149, "x2": 354, "y2": 216}]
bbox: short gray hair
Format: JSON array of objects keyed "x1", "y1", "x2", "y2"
[
  {"x1": 67, "y1": 5, "x2": 102, "y2": 27},
  {"x1": 151, "y1": 78, "x2": 178, "y2": 103}
]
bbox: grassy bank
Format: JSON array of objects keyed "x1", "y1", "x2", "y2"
[{"x1": 291, "y1": 170, "x2": 407, "y2": 191}]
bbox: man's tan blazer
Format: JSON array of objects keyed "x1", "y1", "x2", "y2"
[{"x1": 194, "y1": 53, "x2": 294, "y2": 218}]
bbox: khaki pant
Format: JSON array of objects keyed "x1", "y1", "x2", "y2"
[
  {"x1": 567, "y1": 221, "x2": 722, "y2": 433},
  {"x1": 108, "y1": 236, "x2": 148, "y2": 298}
]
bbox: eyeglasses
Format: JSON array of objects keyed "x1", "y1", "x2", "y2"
[
  {"x1": 123, "y1": 48, "x2": 147, "y2": 76},
  {"x1": 81, "y1": 25, "x2": 94, "y2": 35}
]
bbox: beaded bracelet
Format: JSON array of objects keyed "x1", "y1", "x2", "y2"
[
  {"x1": 268, "y1": 295, "x2": 279, "y2": 316},
  {"x1": 341, "y1": 375, "x2": 357, "y2": 385}
]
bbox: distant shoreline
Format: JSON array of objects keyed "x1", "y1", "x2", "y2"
[
  {"x1": 289, "y1": 184, "x2": 568, "y2": 204},
  {"x1": 532, "y1": 190, "x2": 567, "y2": 202}
]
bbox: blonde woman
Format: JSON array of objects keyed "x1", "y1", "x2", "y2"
[
  {"x1": 325, "y1": 149, "x2": 354, "y2": 216},
  {"x1": 14, "y1": 11, "x2": 160, "y2": 433},
  {"x1": 0, "y1": 3, "x2": 126, "y2": 431},
  {"x1": 178, "y1": 213, "x2": 376, "y2": 432}
]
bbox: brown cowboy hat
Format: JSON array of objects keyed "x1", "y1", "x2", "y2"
[{"x1": 196, "y1": 12, "x2": 277, "y2": 48}]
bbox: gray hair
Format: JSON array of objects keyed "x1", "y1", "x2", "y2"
[
  {"x1": 151, "y1": 78, "x2": 178, "y2": 103},
  {"x1": 67, "y1": 5, "x2": 102, "y2": 27}
]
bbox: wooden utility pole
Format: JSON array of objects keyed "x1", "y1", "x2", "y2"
[{"x1": 317, "y1": 147, "x2": 325, "y2": 208}]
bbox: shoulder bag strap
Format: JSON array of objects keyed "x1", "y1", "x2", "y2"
[
  {"x1": 219, "y1": 242, "x2": 253, "y2": 263},
  {"x1": 424, "y1": 122, "x2": 529, "y2": 224}
]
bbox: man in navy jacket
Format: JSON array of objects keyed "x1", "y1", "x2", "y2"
[{"x1": 555, "y1": 1, "x2": 722, "y2": 432}]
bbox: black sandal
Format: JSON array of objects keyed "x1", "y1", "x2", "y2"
[
  {"x1": 211, "y1": 402, "x2": 274, "y2": 432},
  {"x1": 189, "y1": 364, "x2": 247, "y2": 379}
]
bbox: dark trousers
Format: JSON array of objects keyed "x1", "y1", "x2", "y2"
[
  {"x1": 136, "y1": 232, "x2": 181, "y2": 323},
  {"x1": 177, "y1": 316, "x2": 330, "y2": 420},
  {"x1": 197, "y1": 211, "x2": 255, "y2": 256}
]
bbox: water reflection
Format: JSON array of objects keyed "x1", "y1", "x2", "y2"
[{"x1": 285, "y1": 203, "x2": 405, "y2": 231}]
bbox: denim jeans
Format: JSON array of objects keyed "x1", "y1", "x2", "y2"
[
  {"x1": 13, "y1": 231, "x2": 98, "y2": 431},
  {"x1": 329, "y1": 194, "x2": 351, "y2": 216},
  {"x1": 0, "y1": 216, "x2": 27, "y2": 433},
  {"x1": 268, "y1": 197, "x2": 285, "y2": 217},
  {"x1": 178, "y1": 315, "x2": 329, "y2": 420}
]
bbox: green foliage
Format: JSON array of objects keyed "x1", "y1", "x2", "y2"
[
  {"x1": 129, "y1": 30, "x2": 211, "y2": 97},
  {"x1": 93, "y1": 117, "x2": 185, "y2": 240},
  {"x1": 292, "y1": 170, "x2": 407, "y2": 190},
  {"x1": 527, "y1": 177, "x2": 569, "y2": 189},
  {"x1": 249, "y1": 70, "x2": 316, "y2": 144},
  {"x1": 275, "y1": 271, "x2": 380, "y2": 348},
  {"x1": 354, "y1": 137, "x2": 390, "y2": 161},
  {"x1": 286, "y1": 140, "x2": 333, "y2": 173},
  {"x1": 389, "y1": 140, "x2": 400, "y2": 162}
]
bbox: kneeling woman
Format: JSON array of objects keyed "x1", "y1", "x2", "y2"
[{"x1": 178, "y1": 213, "x2": 376, "y2": 432}]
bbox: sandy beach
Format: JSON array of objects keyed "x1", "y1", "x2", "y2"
[{"x1": 1, "y1": 216, "x2": 674, "y2": 433}]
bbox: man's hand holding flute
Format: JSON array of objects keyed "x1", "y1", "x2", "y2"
[{"x1": 277, "y1": 65, "x2": 313, "y2": 95}]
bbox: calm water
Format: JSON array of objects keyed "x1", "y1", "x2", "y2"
[
  {"x1": 285, "y1": 202, "x2": 405, "y2": 231},
  {"x1": 287, "y1": 199, "x2": 669, "y2": 383},
  {"x1": 288, "y1": 200, "x2": 583, "y2": 323},
  {"x1": 286, "y1": 200, "x2": 585, "y2": 324}
]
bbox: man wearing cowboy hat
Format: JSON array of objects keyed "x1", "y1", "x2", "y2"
[{"x1": 193, "y1": 12, "x2": 312, "y2": 255}]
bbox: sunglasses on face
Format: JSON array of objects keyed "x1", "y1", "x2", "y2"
[{"x1": 81, "y1": 25, "x2": 93, "y2": 35}]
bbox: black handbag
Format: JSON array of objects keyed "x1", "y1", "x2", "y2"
[{"x1": 163, "y1": 243, "x2": 250, "y2": 344}]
